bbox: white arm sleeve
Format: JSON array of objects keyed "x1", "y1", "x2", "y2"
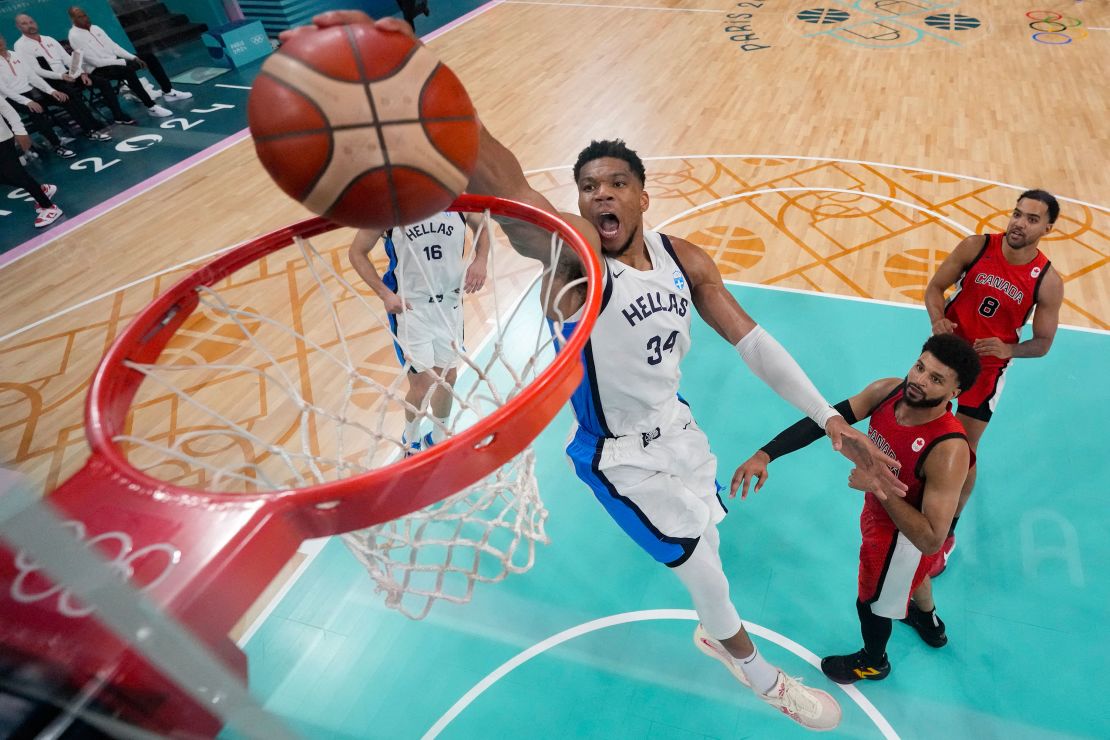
[{"x1": 735, "y1": 325, "x2": 839, "y2": 429}]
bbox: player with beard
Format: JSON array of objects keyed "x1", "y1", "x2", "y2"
[
  {"x1": 922, "y1": 190, "x2": 1064, "y2": 574},
  {"x1": 732, "y1": 334, "x2": 981, "y2": 682},
  {"x1": 286, "y1": 13, "x2": 909, "y2": 731}
]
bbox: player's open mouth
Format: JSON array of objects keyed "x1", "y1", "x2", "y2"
[
  {"x1": 598, "y1": 213, "x2": 621, "y2": 239},
  {"x1": 906, "y1": 383, "x2": 924, "y2": 398}
]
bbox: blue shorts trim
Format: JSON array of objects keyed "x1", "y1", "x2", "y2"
[{"x1": 566, "y1": 427, "x2": 699, "y2": 567}]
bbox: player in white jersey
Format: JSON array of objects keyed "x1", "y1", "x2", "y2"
[
  {"x1": 295, "y1": 13, "x2": 905, "y2": 732},
  {"x1": 349, "y1": 211, "x2": 490, "y2": 453}
]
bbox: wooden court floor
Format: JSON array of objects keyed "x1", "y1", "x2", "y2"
[{"x1": 0, "y1": 2, "x2": 1107, "y2": 732}]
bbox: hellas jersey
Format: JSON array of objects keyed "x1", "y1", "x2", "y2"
[
  {"x1": 944, "y1": 233, "x2": 1051, "y2": 367},
  {"x1": 861, "y1": 386, "x2": 969, "y2": 532},
  {"x1": 382, "y1": 211, "x2": 467, "y2": 302},
  {"x1": 558, "y1": 230, "x2": 694, "y2": 437}
]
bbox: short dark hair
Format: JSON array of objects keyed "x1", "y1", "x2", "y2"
[
  {"x1": 922, "y1": 334, "x2": 980, "y2": 392},
  {"x1": 573, "y1": 139, "x2": 646, "y2": 186},
  {"x1": 1017, "y1": 189, "x2": 1059, "y2": 224}
]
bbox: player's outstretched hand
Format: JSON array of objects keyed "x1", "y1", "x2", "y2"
[
  {"x1": 730, "y1": 451, "x2": 770, "y2": 500},
  {"x1": 825, "y1": 417, "x2": 907, "y2": 500},
  {"x1": 279, "y1": 12, "x2": 417, "y2": 43}
]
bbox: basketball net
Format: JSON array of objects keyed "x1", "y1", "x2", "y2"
[{"x1": 114, "y1": 208, "x2": 579, "y2": 619}]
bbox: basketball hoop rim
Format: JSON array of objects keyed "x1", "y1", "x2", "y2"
[{"x1": 79, "y1": 194, "x2": 601, "y2": 527}]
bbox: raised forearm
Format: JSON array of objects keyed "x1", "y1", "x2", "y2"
[
  {"x1": 1010, "y1": 336, "x2": 1052, "y2": 358},
  {"x1": 923, "y1": 284, "x2": 947, "y2": 324},
  {"x1": 878, "y1": 495, "x2": 944, "y2": 554}
]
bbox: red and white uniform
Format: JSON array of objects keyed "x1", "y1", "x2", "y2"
[
  {"x1": 943, "y1": 233, "x2": 1051, "y2": 418},
  {"x1": 858, "y1": 387, "x2": 970, "y2": 618}
]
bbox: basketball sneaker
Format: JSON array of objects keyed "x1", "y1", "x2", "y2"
[
  {"x1": 86, "y1": 130, "x2": 112, "y2": 142},
  {"x1": 53, "y1": 145, "x2": 76, "y2": 159},
  {"x1": 901, "y1": 602, "x2": 947, "y2": 647},
  {"x1": 757, "y1": 671, "x2": 841, "y2": 732},
  {"x1": 41, "y1": 184, "x2": 57, "y2": 199},
  {"x1": 34, "y1": 205, "x2": 63, "y2": 228},
  {"x1": 147, "y1": 104, "x2": 172, "y2": 118},
  {"x1": 162, "y1": 89, "x2": 193, "y2": 102},
  {"x1": 692, "y1": 623, "x2": 750, "y2": 687},
  {"x1": 820, "y1": 649, "x2": 890, "y2": 685},
  {"x1": 929, "y1": 534, "x2": 955, "y2": 577}
]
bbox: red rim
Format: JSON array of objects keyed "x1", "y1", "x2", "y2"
[{"x1": 82, "y1": 194, "x2": 600, "y2": 532}]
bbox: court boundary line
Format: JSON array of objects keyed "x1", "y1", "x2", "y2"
[
  {"x1": 4, "y1": 160, "x2": 1108, "y2": 343},
  {"x1": 421, "y1": 609, "x2": 900, "y2": 739}
]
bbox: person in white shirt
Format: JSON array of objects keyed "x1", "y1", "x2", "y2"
[
  {"x1": 67, "y1": 7, "x2": 189, "y2": 115},
  {"x1": 0, "y1": 96, "x2": 62, "y2": 228},
  {"x1": 0, "y1": 33, "x2": 110, "y2": 159},
  {"x1": 14, "y1": 13, "x2": 136, "y2": 125}
]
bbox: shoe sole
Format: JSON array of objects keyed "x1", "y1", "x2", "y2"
[{"x1": 692, "y1": 625, "x2": 750, "y2": 687}]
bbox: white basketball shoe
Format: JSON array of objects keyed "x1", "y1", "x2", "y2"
[
  {"x1": 694, "y1": 624, "x2": 841, "y2": 731},
  {"x1": 758, "y1": 671, "x2": 841, "y2": 732}
]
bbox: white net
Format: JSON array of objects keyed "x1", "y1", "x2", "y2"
[{"x1": 113, "y1": 208, "x2": 585, "y2": 618}]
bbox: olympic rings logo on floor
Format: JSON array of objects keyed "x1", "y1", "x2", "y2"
[
  {"x1": 10, "y1": 520, "x2": 180, "y2": 618},
  {"x1": 1026, "y1": 10, "x2": 1088, "y2": 45}
]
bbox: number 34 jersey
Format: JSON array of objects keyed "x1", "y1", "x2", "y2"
[
  {"x1": 944, "y1": 232, "x2": 1051, "y2": 368},
  {"x1": 562, "y1": 230, "x2": 694, "y2": 438}
]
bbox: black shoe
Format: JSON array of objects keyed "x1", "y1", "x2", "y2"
[
  {"x1": 53, "y1": 145, "x2": 76, "y2": 159},
  {"x1": 820, "y1": 649, "x2": 891, "y2": 684},
  {"x1": 901, "y1": 601, "x2": 948, "y2": 647}
]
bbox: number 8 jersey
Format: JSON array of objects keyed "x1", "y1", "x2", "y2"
[
  {"x1": 943, "y1": 233, "x2": 1051, "y2": 368},
  {"x1": 559, "y1": 230, "x2": 693, "y2": 437}
]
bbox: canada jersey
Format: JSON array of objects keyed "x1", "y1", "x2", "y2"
[
  {"x1": 944, "y1": 233, "x2": 1050, "y2": 367},
  {"x1": 382, "y1": 212, "x2": 467, "y2": 302},
  {"x1": 557, "y1": 231, "x2": 693, "y2": 437},
  {"x1": 861, "y1": 388, "x2": 969, "y2": 530}
]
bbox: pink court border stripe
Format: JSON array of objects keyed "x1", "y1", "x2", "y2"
[
  {"x1": 0, "y1": 129, "x2": 252, "y2": 270},
  {"x1": 421, "y1": 0, "x2": 504, "y2": 42},
  {"x1": 0, "y1": 0, "x2": 505, "y2": 271}
]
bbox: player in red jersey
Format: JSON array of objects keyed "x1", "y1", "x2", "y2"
[
  {"x1": 923, "y1": 190, "x2": 1065, "y2": 573},
  {"x1": 732, "y1": 334, "x2": 981, "y2": 682}
]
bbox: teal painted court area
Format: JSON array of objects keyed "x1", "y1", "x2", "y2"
[{"x1": 237, "y1": 286, "x2": 1110, "y2": 739}]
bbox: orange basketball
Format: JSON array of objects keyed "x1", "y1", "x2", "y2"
[{"x1": 248, "y1": 24, "x2": 479, "y2": 229}]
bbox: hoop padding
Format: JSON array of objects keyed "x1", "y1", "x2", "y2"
[{"x1": 0, "y1": 195, "x2": 600, "y2": 735}]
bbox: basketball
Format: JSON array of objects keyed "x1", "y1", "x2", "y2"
[{"x1": 248, "y1": 24, "x2": 480, "y2": 229}]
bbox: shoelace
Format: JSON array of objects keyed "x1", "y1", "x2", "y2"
[{"x1": 776, "y1": 675, "x2": 820, "y2": 717}]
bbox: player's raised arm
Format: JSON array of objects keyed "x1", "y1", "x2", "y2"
[
  {"x1": 673, "y1": 238, "x2": 906, "y2": 498},
  {"x1": 924, "y1": 235, "x2": 984, "y2": 334},
  {"x1": 731, "y1": 378, "x2": 902, "y2": 499}
]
